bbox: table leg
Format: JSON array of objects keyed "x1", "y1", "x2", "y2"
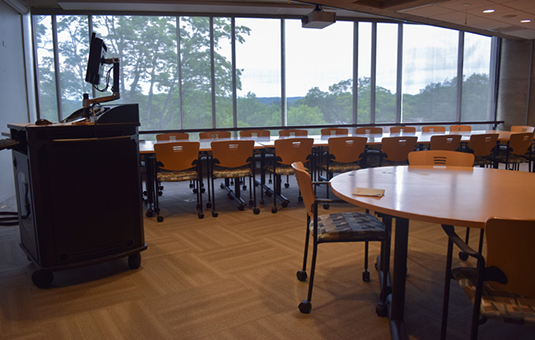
[
  {"x1": 143, "y1": 153, "x2": 156, "y2": 217},
  {"x1": 389, "y1": 217, "x2": 409, "y2": 340}
]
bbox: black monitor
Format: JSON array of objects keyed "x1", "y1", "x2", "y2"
[{"x1": 85, "y1": 32, "x2": 107, "y2": 86}]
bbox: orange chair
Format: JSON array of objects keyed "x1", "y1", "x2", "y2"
[
  {"x1": 292, "y1": 161, "x2": 390, "y2": 314},
  {"x1": 320, "y1": 128, "x2": 348, "y2": 136},
  {"x1": 356, "y1": 127, "x2": 383, "y2": 134},
  {"x1": 153, "y1": 141, "x2": 203, "y2": 221},
  {"x1": 199, "y1": 131, "x2": 232, "y2": 139},
  {"x1": 267, "y1": 138, "x2": 314, "y2": 213},
  {"x1": 510, "y1": 125, "x2": 534, "y2": 133},
  {"x1": 467, "y1": 133, "x2": 499, "y2": 167},
  {"x1": 408, "y1": 150, "x2": 474, "y2": 166},
  {"x1": 279, "y1": 129, "x2": 308, "y2": 137},
  {"x1": 380, "y1": 136, "x2": 418, "y2": 166},
  {"x1": 422, "y1": 125, "x2": 446, "y2": 133},
  {"x1": 239, "y1": 130, "x2": 270, "y2": 138},
  {"x1": 156, "y1": 132, "x2": 189, "y2": 141},
  {"x1": 209, "y1": 140, "x2": 258, "y2": 217},
  {"x1": 430, "y1": 134, "x2": 462, "y2": 151},
  {"x1": 449, "y1": 125, "x2": 471, "y2": 132},
  {"x1": 390, "y1": 126, "x2": 416, "y2": 133},
  {"x1": 441, "y1": 218, "x2": 535, "y2": 340},
  {"x1": 495, "y1": 132, "x2": 534, "y2": 171}
]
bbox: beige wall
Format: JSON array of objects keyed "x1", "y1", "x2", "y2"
[{"x1": 497, "y1": 39, "x2": 535, "y2": 130}]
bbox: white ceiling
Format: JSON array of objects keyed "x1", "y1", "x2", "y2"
[{"x1": 20, "y1": 0, "x2": 535, "y2": 40}]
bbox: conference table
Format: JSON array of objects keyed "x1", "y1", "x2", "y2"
[{"x1": 329, "y1": 165, "x2": 535, "y2": 339}]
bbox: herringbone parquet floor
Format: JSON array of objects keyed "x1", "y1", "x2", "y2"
[{"x1": 0, "y1": 166, "x2": 533, "y2": 340}]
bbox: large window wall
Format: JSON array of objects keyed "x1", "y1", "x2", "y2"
[{"x1": 33, "y1": 13, "x2": 498, "y2": 132}]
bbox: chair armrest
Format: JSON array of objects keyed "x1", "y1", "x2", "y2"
[{"x1": 441, "y1": 224, "x2": 483, "y2": 261}]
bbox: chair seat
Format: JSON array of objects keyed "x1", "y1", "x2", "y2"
[
  {"x1": 495, "y1": 154, "x2": 530, "y2": 164},
  {"x1": 266, "y1": 164, "x2": 308, "y2": 176},
  {"x1": 212, "y1": 166, "x2": 252, "y2": 178},
  {"x1": 157, "y1": 170, "x2": 198, "y2": 182},
  {"x1": 321, "y1": 163, "x2": 361, "y2": 173},
  {"x1": 452, "y1": 267, "x2": 535, "y2": 326},
  {"x1": 312, "y1": 212, "x2": 386, "y2": 242}
]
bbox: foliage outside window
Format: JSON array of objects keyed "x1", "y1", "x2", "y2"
[{"x1": 33, "y1": 13, "x2": 496, "y2": 133}]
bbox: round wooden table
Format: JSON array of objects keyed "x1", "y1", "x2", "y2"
[{"x1": 329, "y1": 166, "x2": 535, "y2": 340}]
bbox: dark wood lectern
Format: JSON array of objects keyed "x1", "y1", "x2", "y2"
[{"x1": 9, "y1": 104, "x2": 147, "y2": 288}]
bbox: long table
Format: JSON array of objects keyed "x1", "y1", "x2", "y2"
[
  {"x1": 329, "y1": 166, "x2": 535, "y2": 339},
  {"x1": 138, "y1": 130, "x2": 530, "y2": 216}
]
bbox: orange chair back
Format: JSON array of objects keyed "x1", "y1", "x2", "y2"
[
  {"x1": 291, "y1": 162, "x2": 315, "y2": 218},
  {"x1": 199, "y1": 131, "x2": 232, "y2": 139},
  {"x1": 328, "y1": 136, "x2": 367, "y2": 164},
  {"x1": 510, "y1": 126, "x2": 534, "y2": 133},
  {"x1": 381, "y1": 136, "x2": 417, "y2": 162},
  {"x1": 485, "y1": 217, "x2": 535, "y2": 297},
  {"x1": 239, "y1": 130, "x2": 270, "y2": 138},
  {"x1": 210, "y1": 140, "x2": 255, "y2": 168},
  {"x1": 390, "y1": 126, "x2": 416, "y2": 133},
  {"x1": 274, "y1": 138, "x2": 314, "y2": 165},
  {"x1": 468, "y1": 133, "x2": 498, "y2": 157},
  {"x1": 408, "y1": 150, "x2": 474, "y2": 167},
  {"x1": 154, "y1": 141, "x2": 200, "y2": 171},
  {"x1": 449, "y1": 125, "x2": 471, "y2": 132},
  {"x1": 508, "y1": 132, "x2": 534, "y2": 155},
  {"x1": 422, "y1": 125, "x2": 446, "y2": 133},
  {"x1": 430, "y1": 134, "x2": 462, "y2": 151},
  {"x1": 279, "y1": 129, "x2": 308, "y2": 137},
  {"x1": 356, "y1": 127, "x2": 382, "y2": 134},
  {"x1": 156, "y1": 132, "x2": 189, "y2": 141},
  {"x1": 321, "y1": 128, "x2": 348, "y2": 136}
]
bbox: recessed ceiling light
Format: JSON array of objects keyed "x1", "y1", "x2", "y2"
[
  {"x1": 483, "y1": 9, "x2": 495, "y2": 13},
  {"x1": 520, "y1": 19, "x2": 532, "y2": 23}
]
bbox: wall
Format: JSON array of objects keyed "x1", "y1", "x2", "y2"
[
  {"x1": 0, "y1": 1, "x2": 29, "y2": 203},
  {"x1": 497, "y1": 38, "x2": 535, "y2": 129}
]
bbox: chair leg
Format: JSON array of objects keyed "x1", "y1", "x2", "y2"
[
  {"x1": 363, "y1": 241, "x2": 370, "y2": 282},
  {"x1": 297, "y1": 216, "x2": 311, "y2": 282},
  {"x1": 299, "y1": 237, "x2": 318, "y2": 314},
  {"x1": 441, "y1": 234, "x2": 454, "y2": 340}
]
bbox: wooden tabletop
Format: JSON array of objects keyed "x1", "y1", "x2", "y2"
[{"x1": 329, "y1": 166, "x2": 535, "y2": 229}]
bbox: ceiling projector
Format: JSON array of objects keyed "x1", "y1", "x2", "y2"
[{"x1": 302, "y1": 5, "x2": 336, "y2": 29}]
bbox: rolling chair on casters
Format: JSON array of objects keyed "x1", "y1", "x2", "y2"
[
  {"x1": 153, "y1": 141, "x2": 204, "y2": 220},
  {"x1": 292, "y1": 161, "x2": 391, "y2": 315},
  {"x1": 266, "y1": 138, "x2": 313, "y2": 213},
  {"x1": 208, "y1": 140, "x2": 259, "y2": 217}
]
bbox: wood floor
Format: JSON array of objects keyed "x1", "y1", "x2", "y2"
[{"x1": 0, "y1": 166, "x2": 534, "y2": 340}]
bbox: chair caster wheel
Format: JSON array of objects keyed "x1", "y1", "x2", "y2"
[
  {"x1": 32, "y1": 270, "x2": 53, "y2": 288},
  {"x1": 157, "y1": 215, "x2": 164, "y2": 222},
  {"x1": 193, "y1": 189, "x2": 198, "y2": 194},
  {"x1": 281, "y1": 201, "x2": 288, "y2": 208},
  {"x1": 296, "y1": 270, "x2": 307, "y2": 281},
  {"x1": 201, "y1": 188, "x2": 206, "y2": 193},
  {"x1": 242, "y1": 186, "x2": 247, "y2": 190},
  {"x1": 146, "y1": 209, "x2": 154, "y2": 217},
  {"x1": 128, "y1": 253, "x2": 141, "y2": 270},
  {"x1": 284, "y1": 183, "x2": 290, "y2": 188},
  {"x1": 238, "y1": 205, "x2": 245, "y2": 211},
  {"x1": 253, "y1": 208, "x2": 260, "y2": 214},
  {"x1": 206, "y1": 203, "x2": 212, "y2": 209},
  {"x1": 323, "y1": 203, "x2": 330, "y2": 210},
  {"x1": 362, "y1": 270, "x2": 370, "y2": 282},
  {"x1": 298, "y1": 300, "x2": 312, "y2": 314},
  {"x1": 271, "y1": 206, "x2": 277, "y2": 213},
  {"x1": 376, "y1": 302, "x2": 387, "y2": 317},
  {"x1": 158, "y1": 192, "x2": 163, "y2": 196},
  {"x1": 198, "y1": 212, "x2": 204, "y2": 219},
  {"x1": 189, "y1": 183, "x2": 195, "y2": 189},
  {"x1": 212, "y1": 211, "x2": 218, "y2": 217},
  {"x1": 458, "y1": 251, "x2": 469, "y2": 261}
]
